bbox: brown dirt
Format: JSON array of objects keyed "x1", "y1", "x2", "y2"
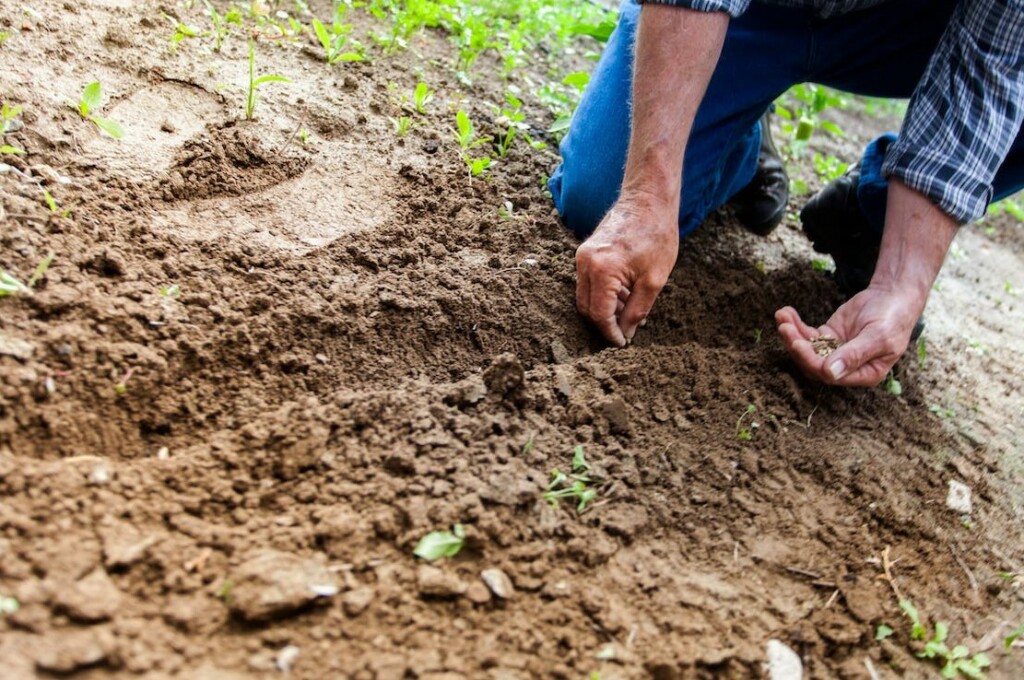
[{"x1": 2, "y1": 2, "x2": 1023, "y2": 679}]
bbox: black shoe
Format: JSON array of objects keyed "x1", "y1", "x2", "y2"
[
  {"x1": 730, "y1": 111, "x2": 790, "y2": 236},
  {"x1": 800, "y1": 166, "x2": 925, "y2": 340}
]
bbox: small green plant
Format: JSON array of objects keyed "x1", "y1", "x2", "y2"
[
  {"x1": 2, "y1": 102, "x2": 22, "y2": 134},
  {"x1": 1005, "y1": 623, "x2": 1024, "y2": 649},
  {"x1": 544, "y1": 445, "x2": 598, "y2": 512},
  {"x1": 244, "y1": 40, "x2": 290, "y2": 121},
  {"x1": 217, "y1": 577, "x2": 234, "y2": 604},
  {"x1": 917, "y1": 337, "x2": 927, "y2": 368},
  {"x1": 0, "y1": 32, "x2": 9, "y2": 46},
  {"x1": 161, "y1": 284, "x2": 181, "y2": 298},
  {"x1": 929, "y1": 404, "x2": 956, "y2": 419},
  {"x1": 736, "y1": 404, "x2": 757, "y2": 441},
  {"x1": 452, "y1": 109, "x2": 489, "y2": 150},
  {"x1": 752, "y1": 328, "x2": 762, "y2": 344},
  {"x1": 812, "y1": 152, "x2": 849, "y2": 182},
  {"x1": 312, "y1": 13, "x2": 363, "y2": 63},
  {"x1": 1, "y1": 252, "x2": 54, "y2": 297},
  {"x1": 900, "y1": 600, "x2": 991, "y2": 679},
  {"x1": 876, "y1": 624, "x2": 894, "y2": 640},
  {"x1": 75, "y1": 82, "x2": 124, "y2": 139},
  {"x1": 391, "y1": 115, "x2": 412, "y2": 137},
  {"x1": 811, "y1": 257, "x2": 833, "y2": 272},
  {"x1": 165, "y1": 13, "x2": 200, "y2": 51},
  {"x1": 883, "y1": 371, "x2": 902, "y2": 396},
  {"x1": 522, "y1": 433, "x2": 535, "y2": 455},
  {"x1": 203, "y1": 0, "x2": 229, "y2": 51},
  {"x1": 412, "y1": 81, "x2": 433, "y2": 114},
  {"x1": 297, "y1": 127, "x2": 310, "y2": 145},
  {"x1": 413, "y1": 524, "x2": 465, "y2": 561}
]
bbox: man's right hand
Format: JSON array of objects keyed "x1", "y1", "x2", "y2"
[{"x1": 575, "y1": 194, "x2": 679, "y2": 347}]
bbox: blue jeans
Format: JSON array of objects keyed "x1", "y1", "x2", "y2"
[{"x1": 549, "y1": 0, "x2": 1024, "y2": 238}]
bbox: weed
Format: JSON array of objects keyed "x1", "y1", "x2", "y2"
[
  {"x1": 414, "y1": 524, "x2": 465, "y2": 561},
  {"x1": 495, "y1": 90, "x2": 526, "y2": 158},
  {"x1": 736, "y1": 404, "x2": 757, "y2": 441},
  {"x1": 917, "y1": 338, "x2": 927, "y2": 369},
  {"x1": 452, "y1": 109, "x2": 489, "y2": 150},
  {"x1": 312, "y1": 8, "x2": 364, "y2": 64},
  {"x1": 203, "y1": 0, "x2": 229, "y2": 51},
  {"x1": 544, "y1": 445, "x2": 598, "y2": 512},
  {"x1": 165, "y1": 13, "x2": 200, "y2": 51},
  {"x1": 75, "y1": 82, "x2": 124, "y2": 139},
  {"x1": 899, "y1": 600, "x2": 991, "y2": 678},
  {"x1": 244, "y1": 40, "x2": 290, "y2": 121},
  {"x1": 297, "y1": 127, "x2": 310, "y2": 145},
  {"x1": 412, "y1": 81, "x2": 434, "y2": 114}
]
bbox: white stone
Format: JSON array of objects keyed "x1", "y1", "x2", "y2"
[
  {"x1": 275, "y1": 645, "x2": 300, "y2": 673},
  {"x1": 946, "y1": 480, "x2": 973, "y2": 514},
  {"x1": 766, "y1": 639, "x2": 803, "y2": 680}
]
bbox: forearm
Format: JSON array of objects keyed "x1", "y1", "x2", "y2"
[
  {"x1": 622, "y1": 5, "x2": 729, "y2": 210},
  {"x1": 871, "y1": 180, "x2": 958, "y2": 307}
]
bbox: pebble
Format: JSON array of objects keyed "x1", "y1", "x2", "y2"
[
  {"x1": 480, "y1": 568, "x2": 515, "y2": 599},
  {"x1": 0, "y1": 333, "x2": 35, "y2": 360},
  {"x1": 342, "y1": 586, "x2": 375, "y2": 616},
  {"x1": 416, "y1": 565, "x2": 467, "y2": 599},
  {"x1": 100, "y1": 522, "x2": 161, "y2": 568},
  {"x1": 228, "y1": 550, "x2": 339, "y2": 621},
  {"x1": 766, "y1": 639, "x2": 803, "y2": 680},
  {"x1": 946, "y1": 480, "x2": 972, "y2": 514},
  {"x1": 550, "y1": 340, "x2": 571, "y2": 364},
  {"x1": 275, "y1": 645, "x2": 300, "y2": 673}
]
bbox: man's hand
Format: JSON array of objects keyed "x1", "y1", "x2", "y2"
[
  {"x1": 572, "y1": 6, "x2": 728, "y2": 346},
  {"x1": 576, "y1": 196, "x2": 679, "y2": 346},
  {"x1": 775, "y1": 286, "x2": 924, "y2": 386},
  {"x1": 777, "y1": 179, "x2": 958, "y2": 387}
]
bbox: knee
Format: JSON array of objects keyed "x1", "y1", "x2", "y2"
[{"x1": 549, "y1": 156, "x2": 619, "y2": 239}]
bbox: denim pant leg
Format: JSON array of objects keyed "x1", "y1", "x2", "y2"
[{"x1": 548, "y1": 0, "x2": 809, "y2": 239}]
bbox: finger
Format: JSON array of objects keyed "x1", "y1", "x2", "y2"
[
  {"x1": 776, "y1": 321, "x2": 829, "y2": 380},
  {"x1": 774, "y1": 306, "x2": 819, "y2": 341},
  {"x1": 589, "y1": 279, "x2": 627, "y2": 347},
  {"x1": 575, "y1": 254, "x2": 591, "y2": 317},
  {"x1": 615, "y1": 286, "x2": 630, "y2": 318},
  {"x1": 619, "y1": 278, "x2": 662, "y2": 342},
  {"x1": 823, "y1": 331, "x2": 900, "y2": 387}
]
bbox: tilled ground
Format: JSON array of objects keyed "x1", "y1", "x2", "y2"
[{"x1": 1, "y1": 1, "x2": 1023, "y2": 679}]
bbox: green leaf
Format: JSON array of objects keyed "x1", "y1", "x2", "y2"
[
  {"x1": 549, "y1": 114, "x2": 571, "y2": 134},
  {"x1": 252, "y1": 74, "x2": 290, "y2": 86},
  {"x1": 572, "y1": 445, "x2": 590, "y2": 473},
  {"x1": 413, "y1": 526, "x2": 465, "y2": 561},
  {"x1": 900, "y1": 600, "x2": 927, "y2": 640},
  {"x1": 81, "y1": 81, "x2": 102, "y2": 115},
  {"x1": 91, "y1": 116, "x2": 124, "y2": 139},
  {"x1": 562, "y1": 71, "x2": 590, "y2": 91},
  {"x1": 1005, "y1": 624, "x2": 1024, "y2": 648},
  {"x1": 568, "y1": 18, "x2": 616, "y2": 42},
  {"x1": 933, "y1": 621, "x2": 949, "y2": 644},
  {"x1": 312, "y1": 18, "x2": 331, "y2": 53},
  {"x1": 875, "y1": 624, "x2": 894, "y2": 640},
  {"x1": 0, "y1": 270, "x2": 28, "y2": 297},
  {"x1": 455, "y1": 109, "x2": 472, "y2": 143},
  {"x1": 0, "y1": 145, "x2": 24, "y2": 155},
  {"x1": 27, "y1": 252, "x2": 54, "y2": 288}
]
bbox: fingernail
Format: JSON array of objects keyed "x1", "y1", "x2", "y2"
[{"x1": 828, "y1": 360, "x2": 846, "y2": 380}]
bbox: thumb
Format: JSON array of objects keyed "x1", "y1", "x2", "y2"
[
  {"x1": 822, "y1": 331, "x2": 885, "y2": 386},
  {"x1": 619, "y1": 279, "x2": 661, "y2": 342}
]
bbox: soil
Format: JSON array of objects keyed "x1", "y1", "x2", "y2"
[{"x1": 1, "y1": 2, "x2": 1023, "y2": 679}]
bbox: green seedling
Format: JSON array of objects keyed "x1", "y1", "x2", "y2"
[
  {"x1": 1, "y1": 252, "x2": 54, "y2": 297},
  {"x1": 883, "y1": 371, "x2": 902, "y2": 396},
  {"x1": 463, "y1": 155, "x2": 491, "y2": 178},
  {"x1": 27, "y1": 252, "x2": 54, "y2": 288},
  {"x1": 929, "y1": 404, "x2": 956, "y2": 419},
  {"x1": 113, "y1": 367, "x2": 134, "y2": 396},
  {"x1": 1005, "y1": 624, "x2": 1024, "y2": 649},
  {"x1": 752, "y1": 328, "x2": 762, "y2": 344},
  {"x1": 217, "y1": 577, "x2": 234, "y2": 604},
  {"x1": 0, "y1": 144, "x2": 22, "y2": 155},
  {"x1": 203, "y1": 0, "x2": 229, "y2": 51},
  {"x1": 811, "y1": 258, "x2": 833, "y2": 272},
  {"x1": 244, "y1": 40, "x2": 290, "y2": 121},
  {"x1": 165, "y1": 13, "x2": 200, "y2": 51},
  {"x1": 736, "y1": 403, "x2": 757, "y2": 441},
  {"x1": 0, "y1": 32, "x2": 9, "y2": 46},
  {"x1": 917, "y1": 337, "x2": 927, "y2": 368},
  {"x1": 876, "y1": 624, "x2": 894, "y2": 640},
  {"x1": 522, "y1": 433, "x2": 535, "y2": 455},
  {"x1": 75, "y1": 82, "x2": 124, "y2": 139},
  {"x1": 2, "y1": 102, "x2": 22, "y2": 134},
  {"x1": 544, "y1": 445, "x2": 599, "y2": 512},
  {"x1": 42, "y1": 190, "x2": 71, "y2": 218},
  {"x1": 495, "y1": 90, "x2": 527, "y2": 158},
  {"x1": 312, "y1": 15, "x2": 364, "y2": 63},
  {"x1": 297, "y1": 127, "x2": 310, "y2": 145},
  {"x1": 900, "y1": 600, "x2": 990, "y2": 679},
  {"x1": 414, "y1": 524, "x2": 465, "y2": 561},
  {"x1": 391, "y1": 115, "x2": 412, "y2": 137},
  {"x1": 452, "y1": 109, "x2": 489, "y2": 150},
  {"x1": 161, "y1": 284, "x2": 181, "y2": 298},
  {"x1": 412, "y1": 81, "x2": 433, "y2": 114}
]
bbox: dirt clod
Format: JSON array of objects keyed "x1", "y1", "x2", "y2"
[
  {"x1": 228, "y1": 551, "x2": 338, "y2": 621},
  {"x1": 811, "y1": 335, "x2": 841, "y2": 356}
]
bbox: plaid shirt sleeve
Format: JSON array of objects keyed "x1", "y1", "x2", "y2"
[
  {"x1": 882, "y1": 0, "x2": 1024, "y2": 224},
  {"x1": 635, "y1": 0, "x2": 751, "y2": 18}
]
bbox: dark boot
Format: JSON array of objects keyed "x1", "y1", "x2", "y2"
[
  {"x1": 800, "y1": 166, "x2": 925, "y2": 340},
  {"x1": 731, "y1": 111, "x2": 790, "y2": 236}
]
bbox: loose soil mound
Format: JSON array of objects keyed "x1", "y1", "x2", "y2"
[{"x1": 1, "y1": 2, "x2": 1022, "y2": 679}]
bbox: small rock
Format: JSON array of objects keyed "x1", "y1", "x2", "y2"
[
  {"x1": 89, "y1": 465, "x2": 111, "y2": 485},
  {"x1": 99, "y1": 522, "x2": 161, "y2": 568},
  {"x1": 32, "y1": 628, "x2": 114, "y2": 673},
  {"x1": 229, "y1": 550, "x2": 339, "y2": 621},
  {"x1": 0, "y1": 333, "x2": 34, "y2": 360},
  {"x1": 766, "y1": 639, "x2": 803, "y2": 680},
  {"x1": 946, "y1": 480, "x2": 972, "y2": 514},
  {"x1": 54, "y1": 568, "x2": 122, "y2": 622},
  {"x1": 156, "y1": 446, "x2": 170, "y2": 460},
  {"x1": 314, "y1": 353, "x2": 329, "y2": 364},
  {"x1": 480, "y1": 568, "x2": 515, "y2": 599},
  {"x1": 550, "y1": 340, "x2": 571, "y2": 364},
  {"x1": 416, "y1": 565, "x2": 467, "y2": 599},
  {"x1": 598, "y1": 396, "x2": 631, "y2": 434},
  {"x1": 465, "y1": 581, "x2": 492, "y2": 604},
  {"x1": 342, "y1": 586, "x2": 375, "y2": 617},
  {"x1": 276, "y1": 645, "x2": 300, "y2": 673}
]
